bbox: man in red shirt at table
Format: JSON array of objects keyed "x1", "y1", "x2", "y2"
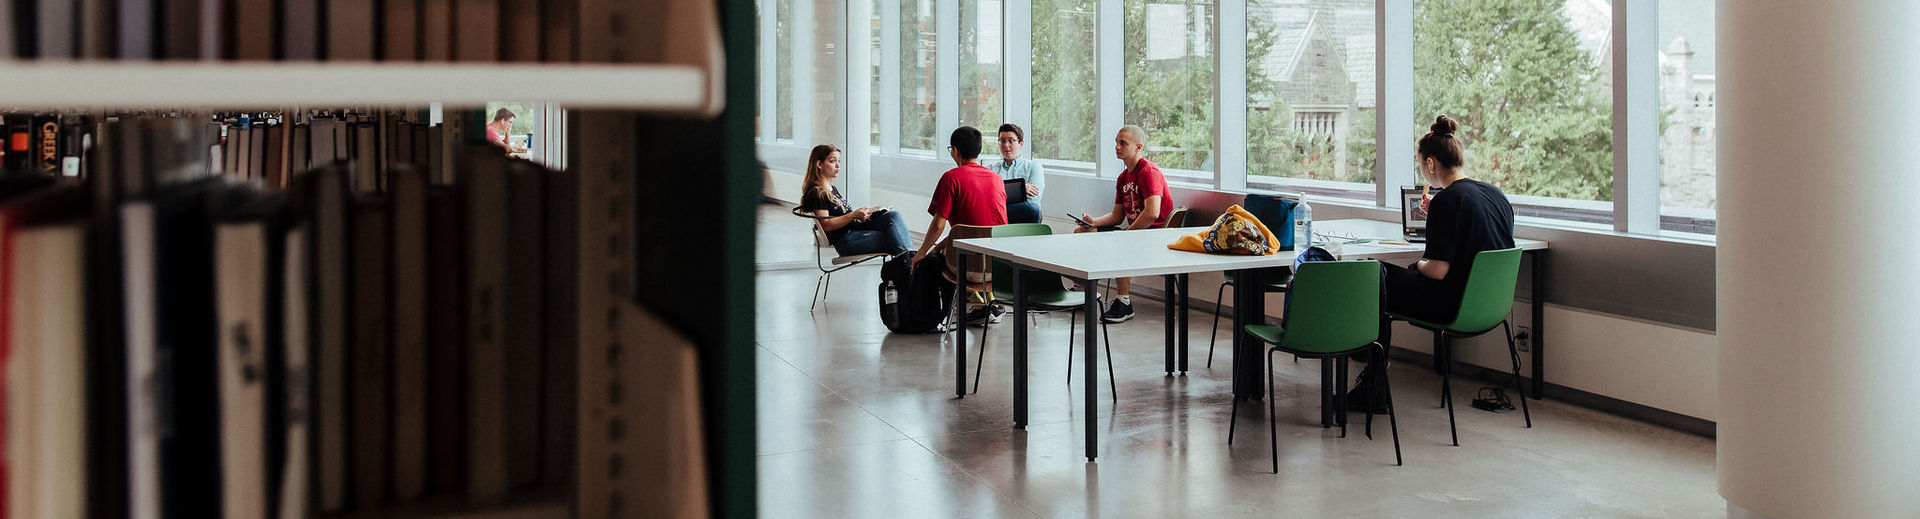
[
  {"x1": 1074, "y1": 124, "x2": 1172, "y2": 323},
  {"x1": 912, "y1": 126, "x2": 1010, "y2": 323}
]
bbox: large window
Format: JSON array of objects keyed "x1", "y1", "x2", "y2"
[
  {"x1": 776, "y1": 0, "x2": 795, "y2": 140},
  {"x1": 961, "y1": 0, "x2": 1003, "y2": 154},
  {"x1": 871, "y1": 0, "x2": 884, "y2": 147},
  {"x1": 1413, "y1": 0, "x2": 1613, "y2": 206},
  {"x1": 900, "y1": 0, "x2": 939, "y2": 150},
  {"x1": 1125, "y1": 0, "x2": 1215, "y2": 173},
  {"x1": 754, "y1": 0, "x2": 1711, "y2": 238},
  {"x1": 1658, "y1": 0, "x2": 1715, "y2": 234},
  {"x1": 1030, "y1": 0, "x2": 1097, "y2": 162},
  {"x1": 1246, "y1": 0, "x2": 1376, "y2": 188}
]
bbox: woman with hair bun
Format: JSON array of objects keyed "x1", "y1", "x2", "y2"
[{"x1": 1347, "y1": 115, "x2": 1516, "y2": 412}]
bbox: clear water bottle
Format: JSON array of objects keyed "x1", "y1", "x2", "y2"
[{"x1": 1293, "y1": 198, "x2": 1314, "y2": 252}]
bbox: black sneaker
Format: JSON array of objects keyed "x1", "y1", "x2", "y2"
[
  {"x1": 1342, "y1": 379, "x2": 1392, "y2": 415},
  {"x1": 1100, "y1": 299, "x2": 1134, "y2": 323}
]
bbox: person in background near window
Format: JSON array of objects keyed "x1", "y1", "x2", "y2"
[
  {"x1": 1349, "y1": 114, "x2": 1516, "y2": 413},
  {"x1": 488, "y1": 108, "x2": 530, "y2": 154},
  {"x1": 1074, "y1": 124, "x2": 1172, "y2": 323},
  {"x1": 912, "y1": 126, "x2": 1010, "y2": 323},
  {"x1": 989, "y1": 123, "x2": 1045, "y2": 224},
  {"x1": 800, "y1": 144, "x2": 911, "y2": 256}
]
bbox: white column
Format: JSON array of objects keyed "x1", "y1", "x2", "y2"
[
  {"x1": 936, "y1": 0, "x2": 959, "y2": 140},
  {"x1": 1719, "y1": 2, "x2": 1920, "y2": 518},
  {"x1": 760, "y1": 0, "x2": 780, "y2": 141},
  {"x1": 845, "y1": 0, "x2": 874, "y2": 203},
  {"x1": 1213, "y1": 0, "x2": 1246, "y2": 191},
  {"x1": 792, "y1": 0, "x2": 815, "y2": 145},
  {"x1": 1612, "y1": 0, "x2": 1658, "y2": 234},
  {"x1": 1095, "y1": 0, "x2": 1123, "y2": 177},
  {"x1": 880, "y1": 0, "x2": 902, "y2": 153},
  {"x1": 1376, "y1": 0, "x2": 1414, "y2": 206},
  {"x1": 1002, "y1": 0, "x2": 1033, "y2": 131}
]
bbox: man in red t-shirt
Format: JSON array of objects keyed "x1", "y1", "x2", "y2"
[
  {"x1": 912, "y1": 126, "x2": 1009, "y2": 270},
  {"x1": 1073, "y1": 124, "x2": 1172, "y2": 323}
]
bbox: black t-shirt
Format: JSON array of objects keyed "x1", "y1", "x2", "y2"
[
  {"x1": 801, "y1": 184, "x2": 854, "y2": 243},
  {"x1": 1422, "y1": 178, "x2": 1515, "y2": 296}
]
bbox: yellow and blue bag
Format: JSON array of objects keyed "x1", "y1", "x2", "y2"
[{"x1": 1167, "y1": 205, "x2": 1281, "y2": 255}]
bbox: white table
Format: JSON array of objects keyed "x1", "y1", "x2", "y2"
[{"x1": 952, "y1": 219, "x2": 1547, "y2": 461}]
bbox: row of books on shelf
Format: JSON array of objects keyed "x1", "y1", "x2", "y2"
[
  {"x1": 3, "y1": 0, "x2": 578, "y2": 62},
  {"x1": 1, "y1": 114, "x2": 576, "y2": 518}
]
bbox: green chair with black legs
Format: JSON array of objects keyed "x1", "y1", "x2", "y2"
[
  {"x1": 1227, "y1": 260, "x2": 1401, "y2": 474},
  {"x1": 970, "y1": 223, "x2": 1116, "y2": 399},
  {"x1": 1383, "y1": 247, "x2": 1529, "y2": 447}
]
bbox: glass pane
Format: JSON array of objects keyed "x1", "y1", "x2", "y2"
[
  {"x1": 777, "y1": 0, "x2": 795, "y2": 140},
  {"x1": 1125, "y1": 0, "x2": 1216, "y2": 173},
  {"x1": 1246, "y1": 0, "x2": 1377, "y2": 188},
  {"x1": 961, "y1": 0, "x2": 1004, "y2": 155},
  {"x1": 872, "y1": 0, "x2": 884, "y2": 147},
  {"x1": 1658, "y1": 0, "x2": 1716, "y2": 234},
  {"x1": 1413, "y1": 0, "x2": 1614, "y2": 203},
  {"x1": 901, "y1": 0, "x2": 938, "y2": 150},
  {"x1": 1031, "y1": 0, "x2": 1096, "y2": 162}
]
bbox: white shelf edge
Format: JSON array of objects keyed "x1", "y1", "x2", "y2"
[{"x1": 0, "y1": 61, "x2": 712, "y2": 110}]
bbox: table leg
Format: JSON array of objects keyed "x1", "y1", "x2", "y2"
[
  {"x1": 1081, "y1": 277, "x2": 1100, "y2": 461},
  {"x1": 1232, "y1": 268, "x2": 1265, "y2": 399},
  {"x1": 1321, "y1": 359, "x2": 1333, "y2": 427},
  {"x1": 1530, "y1": 250, "x2": 1546, "y2": 400},
  {"x1": 1178, "y1": 273, "x2": 1190, "y2": 374},
  {"x1": 1014, "y1": 265, "x2": 1028, "y2": 428},
  {"x1": 955, "y1": 254, "x2": 968, "y2": 398},
  {"x1": 1164, "y1": 274, "x2": 1175, "y2": 375}
]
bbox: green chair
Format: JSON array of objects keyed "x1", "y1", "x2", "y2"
[
  {"x1": 1384, "y1": 247, "x2": 1530, "y2": 447},
  {"x1": 1227, "y1": 260, "x2": 1401, "y2": 474},
  {"x1": 971, "y1": 223, "x2": 1116, "y2": 398}
]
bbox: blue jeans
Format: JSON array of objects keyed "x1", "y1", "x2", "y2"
[
  {"x1": 1006, "y1": 200, "x2": 1041, "y2": 224},
  {"x1": 833, "y1": 209, "x2": 912, "y2": 256}
]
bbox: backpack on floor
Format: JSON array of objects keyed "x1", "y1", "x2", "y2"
[{"x1": 879, "y1": 251, "x2": 952, "y2": 333}]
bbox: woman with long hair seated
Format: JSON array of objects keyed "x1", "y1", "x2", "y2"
[{"x1": 800, "y1": 144, "x2": 911, "y2": 256}]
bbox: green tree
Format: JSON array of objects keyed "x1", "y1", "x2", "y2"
[
  {"x1": 1414, "y1": 0, "x2": 1613, "y2": 200},
  {"x1": 1030, "y1": 0, "x2": 1098, "y2": 162},
  {"x1": 1123, "y1": 0, "x2": 1214, "y2": 171}
]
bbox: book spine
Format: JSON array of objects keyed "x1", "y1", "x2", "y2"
[
  {"x1": 215, "y1": 222, "x2": 270, "y2": 519},
  {"x1": 119, "y1": 202, "x2": 162, "y2": 519}
]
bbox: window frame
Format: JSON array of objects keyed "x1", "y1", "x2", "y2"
[{"x1": 753, "y1": 0, "x2": 1713, "y2": 241}]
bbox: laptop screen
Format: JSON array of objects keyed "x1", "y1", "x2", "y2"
[{"x1": 1400, "y1": 186, "x2": 1434, "y2": 232}]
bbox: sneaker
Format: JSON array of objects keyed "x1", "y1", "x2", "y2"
[
  {"x1": 963, "y1": 304, "x2": 1006, "y2": 327},
  {"x1": 1100, "y1": 299, "x2": 1134, "y2": 323},
  {"x1": 1342, "y1": 378, "x2": 1392, "y2": 415}
]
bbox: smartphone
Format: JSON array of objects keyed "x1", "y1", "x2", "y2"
[{"x1": 1067, "y1": 213, "x2": 1094, "y2": 228}]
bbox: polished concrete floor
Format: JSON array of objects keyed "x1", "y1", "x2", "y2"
[{"x1": 754, "y1": 205, "x2": 1722, "y2": 518}]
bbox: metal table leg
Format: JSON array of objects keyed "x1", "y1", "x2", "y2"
[
  {"x1": 1164, "y1": 274, "x2": 1176, "y2": 375},
  {"x1": 955, "y1": 254, "x2": 968, "y2": 398},
  {"x1": 1232, "y1": 268, "x2": 1265, "y2": 398},
  {"x1": 1014, "y1": 264, "x2": 1028, "y2": 427},
  {"x1": 1178, "y1": 274, "x2": 1190, "y2": 373},
  {"x1": 1080, "y1": 277, "x2": 1100, "y2": 461}
]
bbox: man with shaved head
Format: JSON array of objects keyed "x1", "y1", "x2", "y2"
[{"x1": 1073, "y1": 124, "x2": 1173, "y2": 323}]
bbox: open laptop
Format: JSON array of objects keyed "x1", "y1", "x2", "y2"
[
  {"x1": 1399, "y1": 186, "x2": 1440, "y2": 242},
  {"x1": 1004, "y1": 178, "x2": 1028, "y2": 204}
]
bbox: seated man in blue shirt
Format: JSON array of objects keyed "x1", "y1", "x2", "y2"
[{"x1": 988, "y1": 123, "x2": 1045, "y2": 224}]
